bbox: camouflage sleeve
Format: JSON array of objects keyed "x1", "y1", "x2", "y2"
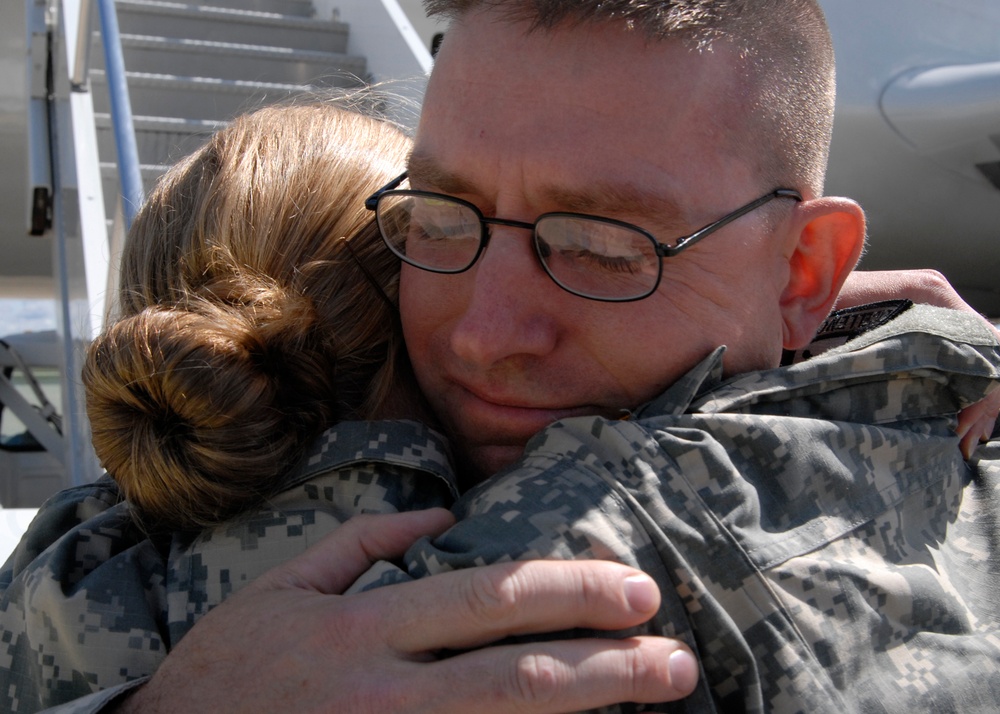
[
  {"x1": 396, "y1": 425, "x2": 725, "y2": 714},
  {"x1": 332, "y1": 311, "x2": 1000, "y2": 712},
  {"x1": 402, "y1": 395, "x2": 1000, "y2": 713},
  {"x1": 0, "y1": 479, "x2": 169, "y2": 713}
]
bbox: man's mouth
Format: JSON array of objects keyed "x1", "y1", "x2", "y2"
[{"x1": 450, "y1": 380, "x2": 605, "y2": 443}]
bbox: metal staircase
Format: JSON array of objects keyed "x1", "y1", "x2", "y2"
[
  {"x1": 92, "y1": 0, "x2": 370, "y2": 226},
  {"x1": 0, "y1": 0, "x2": 431, "y2": 507}
]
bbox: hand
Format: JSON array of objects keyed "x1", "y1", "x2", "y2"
[
  {"x1": 840, "y1": 269, "x2": 1000, "y2": 456},
  {"x1": 956, "y1": 387, "x2": 1000, "y2": 458},
  {"x1": 838, "y1": 269, "x2": 992, "y2": 314},
  {"x1": 117, "y1": 509, "x2": 698, "y2": 713}
]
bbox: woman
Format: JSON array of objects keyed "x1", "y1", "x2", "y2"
[
  {"x1": 85, "y1": 99, "x2": 431, "y2": 532},
  {"x1": 1, "y1": 100, "x2": 459, "y2": 712}
]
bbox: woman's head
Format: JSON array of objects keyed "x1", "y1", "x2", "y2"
[
  {"x1": 116, "y1": 101, "x2": 409, "y2": 316},
  {"x1": 84, "y1": 100, "x2": 412, "y2": 530}
]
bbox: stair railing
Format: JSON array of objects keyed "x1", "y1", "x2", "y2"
[
  {"x1": 20, "y1": 0, "x2": 133, "y2": 487},
  {"x1": 94, "y1": 0, "x2": 144, "y2": 229}
]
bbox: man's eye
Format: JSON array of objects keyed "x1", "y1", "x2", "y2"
[{"x1": 566, "y1": 249, "x2": 647, "y2": 274}]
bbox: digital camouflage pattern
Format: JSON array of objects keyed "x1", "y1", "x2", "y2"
[
  {"x1": 0, "y1": 421, "x2": 457, "y2": 712},
  {"x1": 1, "y1": 303, "x2": 998, "y2": 713},
  {"x1": 384, "y1": 303, "x2": 1000, "y2": 713}
]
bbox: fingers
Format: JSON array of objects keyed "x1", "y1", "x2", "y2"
[
  {"x1": 254, "y1": 509, "x2": 456, "y2": 594},
  {"x1": 957, "y1": 387, "x2": 1000, "y2": 459},
  {"x1": 366, "y1": 559, "x2": 662, "y2": 653},
  {"x1": 403, "y1": 636, "x2": 699, "y2": 713}
]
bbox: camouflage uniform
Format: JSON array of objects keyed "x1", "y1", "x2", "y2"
[
  {"x1": 0, "y1": 421, "x2": 457, "y2": 712},
  {"x1": 387, "y1": 302, "x2": 1000, "y2": 713},
  {"x1": 1, "y1": 302, "x2": 999, "y2": 713}
]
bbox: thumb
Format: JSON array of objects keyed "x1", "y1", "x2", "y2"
[{"x1": 253, "y1": 508, "x2": 456, "y2": 595}]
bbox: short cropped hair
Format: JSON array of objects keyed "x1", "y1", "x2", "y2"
[{"x1": 425, "y1": 0, "x2": 836, "y2": 194}]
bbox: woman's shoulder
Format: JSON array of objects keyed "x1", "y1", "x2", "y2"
[
  {"x1": 291, "y1": 419, "x2": 458, "y2": 497},
  {"x1": 3, "y1": 476, "x2": 123, "y2": 573}
]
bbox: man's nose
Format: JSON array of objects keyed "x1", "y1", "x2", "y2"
[{"x1": 448, "y1": 225, "x2": 560, "y2": 368}]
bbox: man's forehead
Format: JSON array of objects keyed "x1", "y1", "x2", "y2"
[
  {"x1": 424, "y1": 13, "x2": 746, "y2": 144},
  {"x1": 414, "y1": 11, "x2": 754, "y2": 222}
]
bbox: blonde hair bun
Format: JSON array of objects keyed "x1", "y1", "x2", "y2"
[{"x1": 84, "y1": 280, "x2": 337, "y2": 530}]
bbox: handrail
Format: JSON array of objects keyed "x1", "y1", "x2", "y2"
[{"x1": 96, "y1": 0, "x2": 143, "y2": 228}]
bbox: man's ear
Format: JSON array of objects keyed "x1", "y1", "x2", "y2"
[{"x1": 780, "y1": 197, "x2": 866, "y2": 349}]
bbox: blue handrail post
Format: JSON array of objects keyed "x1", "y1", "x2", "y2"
[{"x1": 96, "y1": 0, "x2": 143, "y2": 228}]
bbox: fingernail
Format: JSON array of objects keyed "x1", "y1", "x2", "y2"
[
  {"x1": 623, "y1": 574, "x2": 658, "y2": 613},
  {"x1": 668, "y1": 649, "x2": 699, "y2": 694}
]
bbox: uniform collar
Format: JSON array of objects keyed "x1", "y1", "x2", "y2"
[{"x1": 288, "y1": 419, "x2": 459, "y2": 499}]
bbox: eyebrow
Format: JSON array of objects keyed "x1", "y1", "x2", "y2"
[
  {"x1": 407, "y1": 151, "x2": 479, "y2": 196},
  {"x1": 546, "y1": 183, "x2": 689, "y2": 236},
  {"x1": 407, "y1": 150, "x2": 691, "y2": 237}
]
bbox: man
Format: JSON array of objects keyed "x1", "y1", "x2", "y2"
[
  {"x1": 353, "y1": 1, "x2": 1000, "y2": 710},
  {"x1": 7, "y1": 1, "x2": 999, "y2": 712}
]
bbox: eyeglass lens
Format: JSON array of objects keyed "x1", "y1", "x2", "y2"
[{"x1": 376, "y1": 193, "x2": 661, "y2": 300}]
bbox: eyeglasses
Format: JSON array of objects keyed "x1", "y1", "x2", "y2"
[{"x1": 365, "y1": 172, "x2": 802, "y2": 302}]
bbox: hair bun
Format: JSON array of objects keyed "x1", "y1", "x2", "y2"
[{"x1": 83, "y1": 295, "x2": 336, "y2": 530}]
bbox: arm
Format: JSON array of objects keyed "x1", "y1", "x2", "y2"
[
  {"x1": 0, "y1": 479, "x2": 169, "y2": 714},
  {"x1": 395, "y1": 427, "x2": 728, "y2": 712},
  {"x1": 114, "y1": 509, "x2": 697, "y2": 714},
  {"x1": 839, "y1": 269, "x2": 1000, "y2": 456}
]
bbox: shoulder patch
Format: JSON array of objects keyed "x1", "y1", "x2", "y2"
[{"x1": 782, "y1": 299, "x2": 913, "y2": 365}]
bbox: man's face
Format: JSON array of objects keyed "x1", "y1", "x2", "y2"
[{"x1": 401, "y1": 11, "x2": 798, "y2": 484}]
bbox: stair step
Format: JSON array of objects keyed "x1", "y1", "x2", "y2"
[
  {"x1": 101, "y1": 161, "x2": 172, "y2": 181},
  {"x1": 95, "y1": 113, "x2": 224, "y2": 166},
  {"x1": 115, "y1": 1, "x2": 348, "y2": 53},
  {"x1": 91, "y1": 70, "x2": 359, "y2": 121},
  {"x1": 93, "y1": 33, "x2": 366, "y2": 87},
  {"x1": 96, "y1": 113, "x2": 227, "y2": 134},
  {"x1": 188, "y1": 0, "x2": 316, "y2": 18}
]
